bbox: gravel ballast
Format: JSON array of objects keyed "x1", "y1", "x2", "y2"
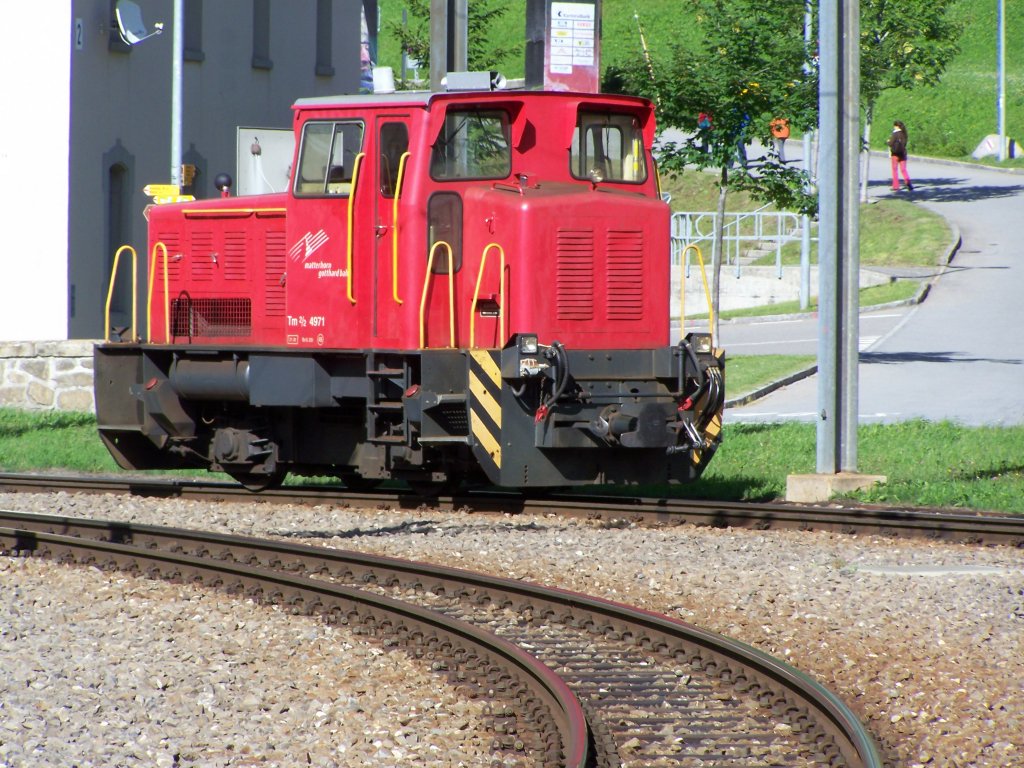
[{"x1": 2, "y1": 490, "x2": 1022, "y2": 767}]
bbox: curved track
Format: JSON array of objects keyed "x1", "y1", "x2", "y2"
[{"x1": 3, "y1": 509, "x2": 883, "y2": 767}]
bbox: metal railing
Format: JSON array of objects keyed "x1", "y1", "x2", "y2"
[{"x1": 671, "y1": 207, "x2": 812, "y2": 278}]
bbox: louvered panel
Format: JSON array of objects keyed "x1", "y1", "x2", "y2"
[
  {"x1": 190, "y1": 231, "x2": 215, "y2": 281},
  {"x1": 556, "y1": 228, "x2": 594, "y2": 320},
  {"x1": 224, "y1": 231, "x2": 247, "y2": 280},
  {"x1": 264, "y1": 229, "x2": 287, "y2": 317},
  {"x1": 152, "y1": 232, "x2": 182, "y2": 283},
  {"x1": 606, "y1": 229, "x2": 644, "y2": 320}
]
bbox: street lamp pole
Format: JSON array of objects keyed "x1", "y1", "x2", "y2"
[
  {"x1": 997, "y1": 0, "x2": 1006, "y2": 162},
  {"x1": 171, "y1": 0, "x2": 183, "y2": 186}
]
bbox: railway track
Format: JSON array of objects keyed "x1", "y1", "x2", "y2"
[
  {"x1": 1, "y1": 471, "x2": 1022, "y2": 546},
  {"x1": 3, "y1": 509, "x2": 883, "y2": 767}
]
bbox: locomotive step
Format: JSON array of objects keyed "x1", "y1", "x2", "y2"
[{"x1": 416, "y1": 436, "x2": 471, "y2": 445}]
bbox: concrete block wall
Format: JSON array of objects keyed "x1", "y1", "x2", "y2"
[
  {"x1": 0, "y1": 341, "x2": 96, "y2": 413},
  {"x1": 671, "y1": 265, "x2": 892, "y2": 315}
]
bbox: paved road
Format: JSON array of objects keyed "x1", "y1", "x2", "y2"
[{"x1": 720, "y1": 151, "x2": 1024, "y2": 426}]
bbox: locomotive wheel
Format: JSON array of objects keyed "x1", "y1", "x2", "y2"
[{"x1": 228, "y1": 468, "x2": 287, "y2": 492}]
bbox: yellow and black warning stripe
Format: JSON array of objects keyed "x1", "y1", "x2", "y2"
[{"x1": 468, "y1": 349, "x2": 502, "y2": 475}]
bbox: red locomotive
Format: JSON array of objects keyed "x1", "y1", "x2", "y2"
[{"x1": 95, "y1": 85, "x2": 724, "y2": 491}]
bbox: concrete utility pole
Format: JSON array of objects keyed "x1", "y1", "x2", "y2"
[
  {"x1": 170, "y1": 0, "x2": 183, "y2": 187},
  {"x1": 816, "y1": 0, "x2": 860, "y2": 474},
  {"x1": 788, "y1": 0, "x2": 886, "y2": 502},
  {"x1": 429, "y1": 0, "x2": 467, "y2": 91}
]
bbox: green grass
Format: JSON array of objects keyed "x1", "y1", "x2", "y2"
[
  {"x1": 726, "y1": 355, "x2": 815, "y2": 398},
  {"x1": 753, "y1": 198, "x2": 952, "y2": 268},
  {"x1": 2, "y1": 409, "x2": 1021, "y2": 514},
  {"x1": 687, "y1": 420, "x2": 1024, "y2": 513},
  {"x1": 0, "y1": 409, "x2": 115, "y2": 473},
  {"x1": 872, "y1": 0, "x2": 1024, "y2": 158}
]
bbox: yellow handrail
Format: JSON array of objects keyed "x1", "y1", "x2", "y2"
[
  {"x1": 391, "y1": 151, "x2": 410, "y2": 304},
  {"x1": 104, "y1": 245, "x2": 138, "y2": 342},
  {"x1": 681, "y1": 243, "x2": 715, "y2": 348},
  {"x1": 419, "y1": 241, "x2": 455, "y2": 349},
  {"x1": 470, "y1": 243, "x2": 506, "y2": 349},
  {"x1": 146, "y1": 242, "x2": 170, "y2": 343},
  {"x1": 346, "y1": 152, "x2": 366, "y2": 304}
]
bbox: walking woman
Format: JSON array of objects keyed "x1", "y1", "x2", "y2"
[{"x1": 887, "y1": 120, "x2": 913, "y2": 191}]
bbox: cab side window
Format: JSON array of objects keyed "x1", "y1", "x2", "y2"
[
  {"x1": 570, "y1": 112, "x2": 648, "y2": 183},
  {"x1": 294, "y1": 120, "x2": 365, "y2": 196},
  {"x1": 430, "y1": 109, "x2": 511, "y2": 180},
  {"x1": 379, "y1": 123, "x2": 410, "y2": 198}
]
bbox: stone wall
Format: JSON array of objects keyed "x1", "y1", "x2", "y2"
[{"x1": 0, "y1": 341, "x2": 96, "y2": 413}]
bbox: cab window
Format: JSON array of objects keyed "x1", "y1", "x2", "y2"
[
  {"x1": 430, "y1": 109, "x2": 511, "y2": 180},
  {"x1": 570, "y1": 112, "x2": 648, "y2": 183},
  {"x1": 294, "y1": 120, "x2": 365, "y2": 196},
  {"x1": 379, "y1": 123, "x2": 409, "y2": 198}
]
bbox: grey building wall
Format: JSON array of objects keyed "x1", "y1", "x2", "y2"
[{"x1": 68, "y1": 0, "x2": 367, "y2": 339}]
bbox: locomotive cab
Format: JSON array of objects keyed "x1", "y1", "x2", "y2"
[{"x1": 95, "y1": 86, "x2": 724, "y2": 491}]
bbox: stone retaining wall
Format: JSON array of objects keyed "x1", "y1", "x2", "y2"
[{"x1": 0, "y1": 341, "x2": 97, "y2": 413}]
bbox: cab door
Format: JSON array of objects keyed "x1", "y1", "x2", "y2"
[
  {"x1": 286, "y1": 118, "x2": 369, "y2": 348},
  {"x1": 373, "y1": 118, "x2": 411, "y2": 346}
]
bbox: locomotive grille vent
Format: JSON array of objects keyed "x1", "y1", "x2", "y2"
[
  {"x1": 264, "y1": 229, "x2": 287, "y2": 317},
  {"x1": 606, "y1": 229, "x2": 644, "y2": 320},
  {"x1": 154, "y1": 232, "x2": 182, "y2": 282},
  {"x1": 190, "y1": 231, "x2": 215, "y2": 281},
  {"x1": 556, "y1": 228, "x2": 594, "y2": 320},
  {"x1": 435, "y1": 402, "x2": 469, "y2": 435},
  {"x1": 224, "y1": 231, "x2": 248, "y2": 280},
  {"x1": 171, "y1": 298, "x2": 252, "y2": 338}
]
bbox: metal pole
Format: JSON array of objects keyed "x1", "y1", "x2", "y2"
[
  {"x1": 448, "y1": 0, "x2": 468, "y2": 73},
  {"x1": 430, "y1": 0, "x2": 447, "y2": 91},
  {"x1": 401, "y1": 9, "x2": 408, "y2": 83},
  {"x1": 525, "y1": 0, "x2": 545, "y2": 89},
  {"x1": 997, "y1": 0, "x2": 1006, "y2": 161},
  {"x1": 800, "y1": 1, "x2": 813, "y2": 310},
  {"x1": 840, "y1": 0, "x2": 861, "y2": 473},
  {"x1": 170, "y1": 0, "x2": 183, "y2": 187},
  {"x1": 816, "y1": 0, "x2": 860, "y2": 474}
]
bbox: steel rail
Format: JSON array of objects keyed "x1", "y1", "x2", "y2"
[
  {"x1": 3, "y1": 510, "x2": 884, "y2": 767},
  {"x1": 0, "y1": 523, "x2": 589, "y2": 768},
  {"x1": 1, "y1": 472, "x2": 1021, "y2": 546}
]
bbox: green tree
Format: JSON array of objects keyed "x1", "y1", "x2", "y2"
[
  {"x1": 858, "y1": 0, "x2": 962, "y2": 199},
  {"x1": 620, "y1": 0, "x2": 817, "y2": 341},
  {"x1": 387, "y1": 0, "x2": 521, "y2": 82}
]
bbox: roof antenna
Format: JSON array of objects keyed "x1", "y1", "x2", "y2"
[{"x1": 634, "y1": 10, "x2": 660, "y2": 106}]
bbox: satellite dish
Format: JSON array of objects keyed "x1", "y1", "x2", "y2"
[{"x1": 115, "y1": 0, "x2": 164, "y2": 45}]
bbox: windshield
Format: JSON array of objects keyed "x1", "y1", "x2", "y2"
[{"x1": 571, "y1": 112, "x2": 647, "y2": 183}]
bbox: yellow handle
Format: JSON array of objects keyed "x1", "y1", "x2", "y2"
[
  {"x1": 346, "y1": 152, "x2": 366, "y2": 304},
  {"x1": 391, "y1": 151, "x2": 410, "y2": 304},
  {"x1": 147, "y1": 242, "x2": 170, "y2": 343},
  {"x1": 471, "y1": 243, "x2": 506, "y2": 349},
  {"x1": 681, "y1": 243, "x2": 714, "y2": 347},
  {"x1": 420, "y1": 241, "x2": 455, "y2": 349},
  {"x1": 104, "y1": 245, "x2": 138, "y2": 342}
]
